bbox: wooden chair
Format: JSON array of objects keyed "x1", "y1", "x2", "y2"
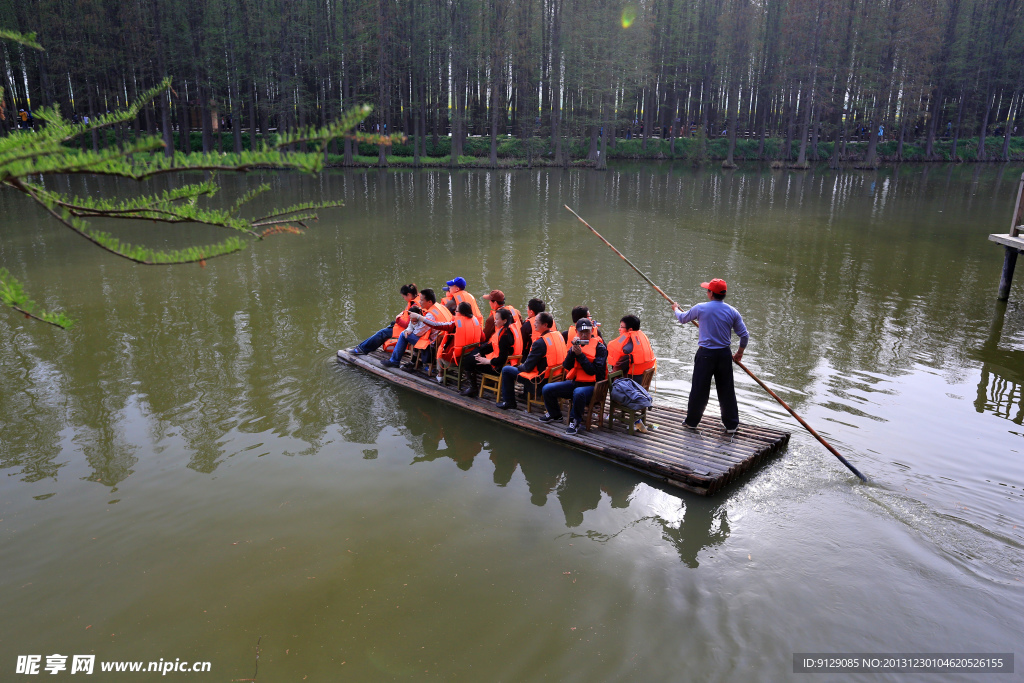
[
  {"x1": 441, "y1": 343, "x2": 480, "y2": 390},
  {"x1": 579, "y1": 377, "x2": 612, "y2": 431},
  {"x1": 553, "y1": 370, "x2": 617, "y2": 429},
  {"x1": 608, "y1": 367, "x2": 654, "y2": 435},
  {"x1": 412, "y1": 332, "x2": 447, "y2": 376},
  {"x1": 478, "y1": 355, "x2": 522, "y2": 400},
  {"x1": 525, "y1": 365, "x2": 565, "y2": 414}
]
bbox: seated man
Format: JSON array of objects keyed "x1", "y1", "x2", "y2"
[
  {"x1": 381, "y1": 288, "x2": 449, "y2": 368},
  {"x1": 541, "y1": 318, "x2": 608, "y2": 435},
  {"x1": 521, "y1": 298, "x2": 546, "y2": 352},
  {"x1": 410, "y1": 302, "x2": 482, "y2": 392},
  {"x1": 348, "y1": 283, "x2": 418, "y2": 355},
  {"x1": 481, "y1": 290, "x2": 522, "y2": 341},
  {"x1": 606, "y1": 314, "x2": 656, "y2": 382},
  {"x1": 563, "y1": 305, "x2": 604, "y2": 345},
  {"x1": 496, "y1": 312, "x2": 566, "y2": 410},
  {"x1": 442, "y1": 276, "x2": 483, "y2": 326}
]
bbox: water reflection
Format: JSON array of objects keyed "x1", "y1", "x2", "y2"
[
  {"x1": 392, "y1": 389, "x2": 728, "y2": 565},
  {"x1": 1, "y1": 162, "x2": 1021, "y2": 495},
  {"x1": 973, "y1": 302, "x2": 1024, "y2": 424}
]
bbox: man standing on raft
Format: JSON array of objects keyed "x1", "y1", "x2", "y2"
[{"x1": 672, "y1": 279, "x2": 747, "y2": 434}]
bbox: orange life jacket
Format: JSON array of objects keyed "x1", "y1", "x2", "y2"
[
  {"x1": 606, "y1": 334, "x2": 626, "y2": 369},
  {"x1": 625, "y1": 330, "x2": 656, "y2": 375},
  {"x1": 451, "y1": 290, "x2": 483, "y2": 327},
  {"x1": 519, "y1": 331, "x2": 567, "y2": 380},
  {"x1": 390, "y1": 301, "x2": 413, "y2": 340},
  {"x1": 566, "y1": 337, "x2": 601, "y2": 382},
  {"x1": 482, "y1": 323, "x2": 524, "y2": 365},
  {"x1": 502, "y1": 305, "x2": 522, "y2": 327},
  {"x1": 608, "y1": 330, "x2": 655, "y2": 375},
  {"x1": 451, "y1": 315, "x2": 481, "y2": 360},
  {"x1": 414, "y1": 302, "x2": 453, "y2": 349}
]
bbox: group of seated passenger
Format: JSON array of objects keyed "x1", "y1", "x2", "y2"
[{"x1": 347, "y1": 277, "x2": 656, "y2": 436}]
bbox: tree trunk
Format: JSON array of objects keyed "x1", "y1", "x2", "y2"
[
  {"x1": 1002, "y1": 89, "x2": 1020, "y2": 161},
  {"x1": 925, "y1": 87, "x2": 943, "y2": 159},
  {"x1": 199, "y1": 84, "x2": 212, "y2": 153},
  {"x1": 795, "y1": 86, "x2": 813, "y2": 167},
  {"x1": 724, "y1": 75, "x2": 739, "y2": 168},
  {"x1": 978, "y1": 86, "x2": 994, "y2": 161},
  {"x1": 597, "y1": 95, "x2": 609, "y2": 170},
  {"x1": 950, "y1": 89, "x2": 965, "y2": 160},
  {"x1": 809, "y1": 104, "x2": 821, "y2": 161},
  {"x1": 88, "y1": 87, "x2": 99, "y2": 152}
]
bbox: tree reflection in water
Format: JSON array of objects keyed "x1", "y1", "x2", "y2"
[
  {"x1": 398, "y1": 391, "x2": 729, "y2": 566},
  {"x1": 973, "y1": 302, "x2": 1024, "y2": 425}
]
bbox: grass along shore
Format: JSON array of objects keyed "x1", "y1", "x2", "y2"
[{"x1": 59, "y1": 129, "x2": 1024, "y2": 167}]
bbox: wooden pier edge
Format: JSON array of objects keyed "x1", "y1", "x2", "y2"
[{"x1": 337, "y1": 350, "x2": 790, "y2": 495}]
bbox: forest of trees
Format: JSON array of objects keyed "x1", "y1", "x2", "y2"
[{"x1": 2, "y1": 0, "x2": 1023, "y2": 167}]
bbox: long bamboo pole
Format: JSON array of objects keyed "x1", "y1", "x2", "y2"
[{"x1": 564, "y1": 204, "x2": 867, "y2": 482}]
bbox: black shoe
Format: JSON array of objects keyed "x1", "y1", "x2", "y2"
[
  {"x1": 400, "y1": 362, "x2": 417, "y2": 372},
  {"x1": 538, "y1": 413, "x2": 561, "y2": 423},
  {"x1": 496, "y1": 401, "x2": 517, "y2": 410},
  {"x1": 565, "y1": 420, "x2": 580, "y2": 435},
  {"x1": 381, "y1": 359, "x2": 400, "y2": 368},
  {"x1": 349, "y1": 347, "x2": 367, "y2": 355},
  {"x1": 460, "y1": 385, "x2": 477, "y2": 397}
]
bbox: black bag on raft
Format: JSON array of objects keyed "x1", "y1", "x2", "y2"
[{"x1": 610, "y1": 378, "x2": 652, "y2": 410}]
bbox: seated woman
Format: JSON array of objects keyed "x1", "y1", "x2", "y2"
[
  {"x1": 606, "y1": 314, "x2": 656, "y2": 383},
  {"x1": 348, "y1": 283, "x2": 418, "y2": 355}
]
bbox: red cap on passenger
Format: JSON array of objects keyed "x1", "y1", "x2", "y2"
[{"x1": 700, "y1": 279, "x2": 727, "y2": 294}]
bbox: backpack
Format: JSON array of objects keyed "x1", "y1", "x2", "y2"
[{"x1": 610, "y1": 378, "x2": 652, "y2": 410}]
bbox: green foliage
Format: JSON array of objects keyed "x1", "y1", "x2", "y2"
[
  {"x1": 0, "y1": 269, "x2": 74, "y2": 329},
  {"x1": 0, "y1": 34, "x2": 377, "y2": 329}
]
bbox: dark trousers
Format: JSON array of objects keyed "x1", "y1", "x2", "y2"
[
  {"x1": 499, "y1": 366, "x2": 541, "y2": 406},
  {"x1": 465, "y1": 357, "x2": 498, "y2": 380},
  {"x1": 355, "y1": 326, "x2": 393, "y2": 353},
  {"x1": 685, "y1": 346, "x2": 739, "y2": 430},
  {"x1": 542, "y1": 380, "x2": 595, "y2": 423}
]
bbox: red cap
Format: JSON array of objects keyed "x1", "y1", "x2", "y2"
[
  {"x1": 701, "y1": 279, "x2": 727, "y2": 294},
  {"x1": 482, "y1": 290, "x2": 505, "y2": 304}
]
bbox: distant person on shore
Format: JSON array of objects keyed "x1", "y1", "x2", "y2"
[{"x1": 672, "y1": 279, "x2": 747, "y2": 434}]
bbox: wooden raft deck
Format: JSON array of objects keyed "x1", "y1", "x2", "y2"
[{"x1": 337, "y1": 349, "x2": 790, "y2": 495}]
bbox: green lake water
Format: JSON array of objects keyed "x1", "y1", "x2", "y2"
[{"x1": 1, "y1": 163, "x2": 1022, "y2": 681}]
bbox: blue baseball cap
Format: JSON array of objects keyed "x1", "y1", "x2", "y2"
[{"x1": 445, "y1": 277, "x2": 467, "y2": 290}]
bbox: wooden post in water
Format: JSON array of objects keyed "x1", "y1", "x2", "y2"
[
  {"x1": 999, "y1": 248, "x2": 1019, "y2": 301},
  {"x1": 990, "y1": 173, "x2": 1024, "y2": 301}
]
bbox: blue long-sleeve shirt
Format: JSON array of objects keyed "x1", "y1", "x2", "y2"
[{"x1": 675, "y1": 301, "x2": 749, "y2": 349}]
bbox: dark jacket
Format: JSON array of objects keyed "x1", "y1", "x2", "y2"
[
  {"x1": 517, "y1": 336, "x2": 550, "y2": 375},
  {"x1": 477, "y1": 326, "x2": 516, "y2": 372}
]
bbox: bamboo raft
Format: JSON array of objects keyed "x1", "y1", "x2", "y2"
[{"x1": 337, "y1": 349, "x2": 790, "y2": 495}]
